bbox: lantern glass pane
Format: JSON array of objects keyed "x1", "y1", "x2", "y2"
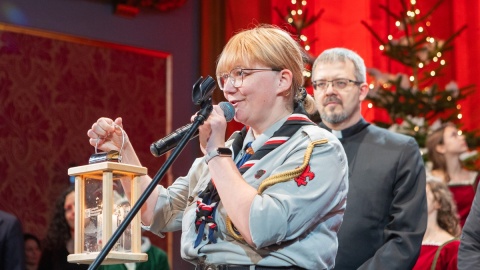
[{"x1": 82, "y1": 174, "x2": 133, "y2": 253}]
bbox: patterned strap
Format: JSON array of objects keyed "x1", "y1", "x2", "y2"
[{"x1": 238, "y1": 114, "x2": 314, "y2": 174}]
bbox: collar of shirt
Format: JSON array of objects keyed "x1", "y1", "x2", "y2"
[
  {"x1": 235, "y1": 115, "x2": 290, "y2": 163},
  {"x1": 319, "y1": 117, "x2": 370, "y2": 140}
]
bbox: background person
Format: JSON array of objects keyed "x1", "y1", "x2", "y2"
[
  {"x1": 38, "y1": 185, "x2": 89, "y2": 270},
  {"x1": 87, "y1": 25, "x2": 349, "y2": 269},
  {"x1": 413, "y1": 179, "x2": 460, "y2": 270},
  {"x1": 24, "y1": 233, "x2": 42, "y2": 270},
  {"x1": 311, "y1": 47, "x2": 427, "y2": 269},
  {"x1": 0, "y1": 210, "x2": 25, "y2": 270},
  {"x1": 458, "y1": 182, "x2": 480, "y2": 269},
  {"x1": 426, "y1": 122, "x2": 479, "y2": 227}
]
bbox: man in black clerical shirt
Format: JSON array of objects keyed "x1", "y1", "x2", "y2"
[{"x1": 311, "y1": 48, "x2": 427, "y2": 269}]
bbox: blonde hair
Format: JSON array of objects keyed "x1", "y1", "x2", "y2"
[
  {"x1": 216, "y1": 25, "x2": 316, "y2": 114},
  {"x1": 427, "y1": 179, "x2": 461, "y2": 236}
]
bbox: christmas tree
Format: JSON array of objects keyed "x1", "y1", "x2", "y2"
[
  {"x1": 274, "y1": 0, "x2": 324, "y2": 89},
  {"x1": 361, "y1": 0, "x2": 477, "y2": 154}
]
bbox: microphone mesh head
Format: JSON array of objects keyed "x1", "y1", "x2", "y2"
[{"x1": 219, "y1": 102, "x2": 235, "y2": 122}]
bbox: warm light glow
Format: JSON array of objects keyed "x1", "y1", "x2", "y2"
[
  {"x1": 298, "y1": 9, "x2": 303, "y2": 15},
  {"x1": 302, "y1": 1, "x2": 307, "y2": 6},
  {"x1": 426, "y1": 21, "x2": 431, "y2": 26},
  {"x1": 369, "y1": 84, "x2": 375, "y2": 89},
  {"x1": 440, "y1": 60, "x2": 446, "y2": 65},
  {"x1": 430, "y1": 71, "x2": 436, "y2": 76},
  {"x1": 407, "y1": 11, "x2": 415, "y2": 17},
  {"x1": 292, "y1": 0, "x2": 297, "y2": 4},
  {"x1": 368, "y1": 103, "x2": 373, "y2": 108},
  {"x1": 437, "y1": 52, "x2": 442, "y2": 57},
  {"x1": 303, "y1": 70, "x2": 311, "y2": 77},
  {"x1": 409, "y1": 76, "x2": 414, "y2": 81},
  {"x1": 395, "y1": 21, "x2": 401, "y2": 27},
  {"x1": 379, "y1": 45, "x2": 385, "y2": 50},
  {"x1": 433, "y1": 57, "x2": 438, "y2": 62},
  {"x1": 300, "y1": 35, "x2": 307, "y2": 41},
  {"x1": 305, "y1": 45, "x2": 311, "y2": 51},
  {"x1": 291, "y1": 10, "x2": 296, "y2": 16},
  {"x1": 415, "y1": 9, "x2": 420, "y2": 14},
  {"x1": 447, "y1": 96, "x2": 452, "y2": 101},
  {"x1": 458, "y1": 114, "x2": 463, "y2": 119},
  {"x1": 288, "y1": 18, "x2": 293, "y2": 23},
  {"x1": 414, "y1": 126, "x2": 419, "y2": 132},
  {"x1": 411, "y1": 0, "x2": 416, "y2": 4},
  {"x1": 457, "y1": 104, "x2": 462, "y2": 109},
  {"x1": 429, "y1": 37, "x2": 435, "y2": 43},
  {"x1": 388, "y1": 35, "x2": 393, "y2": 40},
  {"x1": 418, "y1": 63, "x2": 424, "y2": 68},
  {"x1": 418, "y1": 27, "x2": 424, "y2": 32},
  {"x1": 458, "y1": 130, "x2": 463, "y2": 136}
]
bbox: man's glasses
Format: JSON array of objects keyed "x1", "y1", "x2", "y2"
[
  {"x1": 312, "y1": 78, "x2": 362, "y2": 92},
  {"x1": 217, "y1": 67, "x2": 281, "y2": 90}
]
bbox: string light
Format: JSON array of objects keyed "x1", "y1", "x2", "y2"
[
  {"x1": 379, "y1": 45, "x2": 385, "y2": 50},
  {"x1": 368, "y1": 103, "x2": 373, "y2": 108}
]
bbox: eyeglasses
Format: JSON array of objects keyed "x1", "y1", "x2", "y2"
[
  {"x1": 312, "y1": 78, "x2": 362, "y2": 92},
  {"x1": 217, "y1": 67, "x2": 281, "y2": 90}
]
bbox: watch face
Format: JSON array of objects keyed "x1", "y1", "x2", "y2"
[{"x1": 217, "y1": 148, "x2": 232, "y2": 155}]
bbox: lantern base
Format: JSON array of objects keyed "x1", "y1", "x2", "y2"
[{"x1": 68, "y1": 251, "x2": 148, "y2": 265}]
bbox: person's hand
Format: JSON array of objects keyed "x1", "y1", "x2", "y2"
[
  {"x1": 87, "y1": 117, "x2": 129, "y2": 152},
  {"x1": 194, "y1": 105, "x2": 228, "y2": 155}
]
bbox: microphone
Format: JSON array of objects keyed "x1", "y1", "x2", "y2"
[{"x1": 150, "y1": 102, "x2": 235, "y2": 157}]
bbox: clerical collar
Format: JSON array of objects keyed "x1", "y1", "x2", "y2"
[{"x1": 319, "y1": 118, "x2": 370, "y2": 139}]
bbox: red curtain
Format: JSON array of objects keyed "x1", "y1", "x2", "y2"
[{"x1": 219, "y1": 0, "x2": 480, "y2": 133}]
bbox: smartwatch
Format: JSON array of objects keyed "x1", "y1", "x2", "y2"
[{"x1": 205, "y1": 147, "x2": 232, "y2": 164}]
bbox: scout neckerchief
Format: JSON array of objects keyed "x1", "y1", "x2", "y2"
[{"x1": 194, "y1": 105, "x2": 314, "y2": 248}]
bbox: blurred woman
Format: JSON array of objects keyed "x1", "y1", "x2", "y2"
[
  {"x1": 24, "y1": 233, "x2": 42, "y2": 270},
  {"x1": 413, "y1": 179, "x2": 461, "y2": 270},
  {"x1": 38, "y1": 185, "x2": 88, "y2": 270},
  {"x1": 426, "y1": 122, "x2": 479, "y2": 227}
]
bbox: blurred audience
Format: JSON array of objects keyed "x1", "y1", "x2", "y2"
[
  {"x1": 413, "y1": 179, "x2": 461, "y2": 270},
  {"x1": 0, "y1": 210, "x2": 25, "y2": 270},
  {"x1": 426, "y1": 122, "x2": 479, "y2": 227},
  {"x1": 24, "y1": 233, "x2": 42, "y2": 270},
  {"x1": 38, "y1": 185, "x2": 88, "y2": 270}
]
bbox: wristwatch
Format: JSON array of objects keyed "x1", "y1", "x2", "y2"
[{"x1": 205, "y1": 147, "x2": 232, "y2": 164}]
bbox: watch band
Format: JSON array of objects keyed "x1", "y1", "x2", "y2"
[{"x1": 205, "y1": 147, "x2": 232, "y2": 164}]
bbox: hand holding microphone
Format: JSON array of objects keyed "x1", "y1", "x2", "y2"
[{"x1": 150, "y1": 102, "x2": 235, "y2": 157}]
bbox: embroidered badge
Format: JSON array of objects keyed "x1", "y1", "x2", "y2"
[
  {"x1": 294, "y1": 164, "x2": 315, "y2": 186},
  {"x1": 255, "y1": 169, "x2": 266, "y2": 179}
]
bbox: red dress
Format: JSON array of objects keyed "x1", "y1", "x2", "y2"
[
  {"x1": 448, "y1": 172, "x2": 479, "y2": 227},
  {"x1": 413, "y1": 239, "x2": 460, "y2": 270}
]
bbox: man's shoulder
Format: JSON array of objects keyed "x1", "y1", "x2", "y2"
[{"x1": 366, "y1": 124, "x2": 417, "y2": 145}]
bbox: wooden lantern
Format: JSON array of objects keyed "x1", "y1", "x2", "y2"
[{"x1": 67, "y1": 161, "x2": 148, "y2": 265}]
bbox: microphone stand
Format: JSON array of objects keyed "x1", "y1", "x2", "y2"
[{"x1": 88, "y1": 101, "x2": 213, "y2": 270}]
